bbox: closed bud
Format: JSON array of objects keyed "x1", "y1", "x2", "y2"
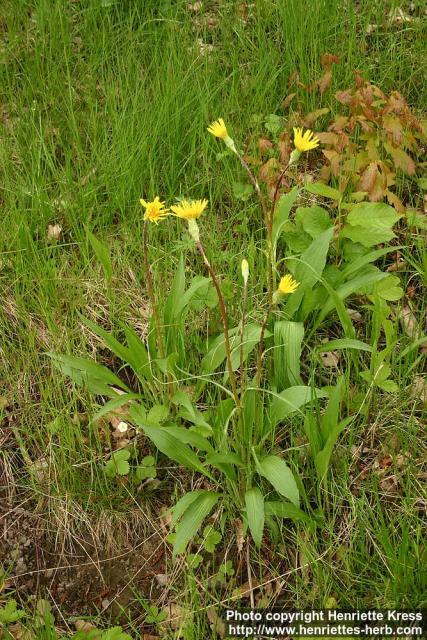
[{"x1": 241, "y1": 259, "x2": 249, "y2": 283}]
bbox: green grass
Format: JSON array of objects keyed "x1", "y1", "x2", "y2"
[{"x1": 1, "y1": 0, "x2": 426, "y2": 637}]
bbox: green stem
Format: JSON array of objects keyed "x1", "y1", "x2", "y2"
[
  {"x1": 143, "y1": 221, "x2": 164, "y2": 359},
  {"x1": 255, "y1": 302, "x2": 274, "y2": 387},
  {"x1": 236, "y1": 152, "x2": 273, "y2": 305}
]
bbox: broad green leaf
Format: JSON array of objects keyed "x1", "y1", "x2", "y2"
[
  {"x1": 105, "y1": 450, "x2": 131, "y2": 477},
  {"x1": 295, "y1": 205, "x2": 332, "y2": 238},
  {"x1": 377, "y1": 379, "x2": 399, "y2": 392},
  {"x1": 271, "y1": 385, "x2": 328, "y2": 426},
  {"x1": 257, "y1": 455, "x2": 300, "y2": 507},
  {"x1": 340, "y1": 225, "x2": 396, "y2": 248},
  {"x1": 0, "y1": 600, "x2": 25, "y2": 624},
  {"x1": 265, "y1": 113, "x2": 283, "y2": 135},
  {"x1": 272, "y1": 187, "x2": 299, "y2": 250},
  {"x1": 232, "y1": 181, "x2": 253, "y2": 201},
  {"x1": 285, "y1": 227, "x2": 334, "y2": 318},
  {"x1": 369, "y1": 275, "x2": 404, "y2": 301},
  {"x1": 304, "y1": 182, "x2": 342, "y2": 200},
  {"x1": 341, "y1": 202, "x2": 402, "y2": 248},
  {"x1": 273, "y1": 321, "x2": 304, "y2": 392},
  {"x1": 294, "y1": 226, "x2": 335, "y2": 288},
  {"x1": 264, "y1": 501, "x2": 313, "y2": 524},
  {"x1": 245, "y1": 488, "x2": 265, "y2": 548},
  {"x1": 173, "y1": 491, "x2": 220, "y2": 556},
  {"x1": 147, "y1": 404, "x2": 169, "y2": 425},
  {"x1": 87, "y1": 229, "x2": 112, "y2": 283}
]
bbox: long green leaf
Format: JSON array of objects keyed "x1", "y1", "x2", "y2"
[
  {"x1": 271, "y1": 385, "x2": 328, "y2": 426},
  {"x1": 245, "y1": 488, "x2": 264, "y2": 548},
  {"x1": 174, "y1": 276, "x2": 211, "y2": 318},
  {"x1": 273, "y1": 321, "x2": 304, "y2": 392},
  {"x1": 173, "y1": 491, "x2": 220, "y2": 556},
  {"x1": 315, "y1": 416, "x2": 353, "y2": 481},
  {"x1": 316, "y1": 339, "x2": 372, "y2": 353},
  {"x1": 316, "y1": 270, "x2": 389, "y2": 327},
  {"x1": 130, "y1": 408, "x2": 210, "y2": 476},
  {"x1": 320, "y1": 376, "x2": 344, "y2": 442},
  {"x1": 48, "y1": 353, "x2": 129, "y2": 394},
  {"x1": 272, "y1": 187, "x2": 299, "y2": 251},
  {"x1": 87, "y1": 229, "x2": 112, "y2": 283},
  {"x1": 171, "y1": 491, "x2": 205, "y2": 527},
  {"x1": 122, "y1": 325, "x2": 153, "y2": 382},
  {"x1": 264, "y1": 501, "x2": 313, "y2": 524}
]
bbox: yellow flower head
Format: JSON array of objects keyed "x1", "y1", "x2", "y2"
[
  {"x1": 293, "y1": 127, "x2": 320, "y2": 153},
  {"x1": 170, "y1": 199, "x2": 208, "y2": 220},
  {"x1": 278, "y1": 274, "x2": 299, "y2": 295},
  {"x1": 207, "y1": 118, "x2": 228, "y2": 140},
  {"x1": 140, "y1": 196, "x2": 169, "y2": 224}
]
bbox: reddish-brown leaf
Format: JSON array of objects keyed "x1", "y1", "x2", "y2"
[
  {"x1": 258, "y1": 137, "x2": 273, "y2": 156},
  {"x1": 354, "y1": 70, "x2": 364, "y2": 89},
  {"x1": 336, "y1": 89, "x2": 353, "y2": 106},
  {"x1": 358, "y1": 162, "x2": 378, "y2": 193},
  {"x1": 259, "y1": 158, "x2": 279, "y2": 183},
  {"x1": 369, "y1": 171, "x2": 387, "y2": 202},
  {"x1": 322, "y1": 149, "x2": 341, "y2": 177},
  {"x1": 278, "y1": 131, "x2": 291, "y2": 164},
  {"x1": 383, "y1": 115, "x2": 403, "y2": 145},
  {"x1": 282, "y1": 92, "x2": 296, "y2": 109},
  {"x1": 385, "y1": 143, "x2": 416, "y2": 176},
  {"x1": 321, "y1": 53, "x2": 339, "y2": 68},
  {"x1": 315, "y1": 132, "x2": 337, "y2": 146},
  {"x1": 385, "y1": 190, "x2": 405, "y2": 213},
  {"x1": 303, "y1": 108, "x2": 329, "y2": 127},
  {"x1": 329, "y1": 115, "x2": 349, "y2": 132},
  {"x1": 318, "y1": 70, "x2": 332, "y2": 95}
]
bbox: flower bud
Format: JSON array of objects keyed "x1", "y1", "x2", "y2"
[
  {"x1": 241, "y1": 259, "x2": 249, "y2": 283},
  {"x1": 187, "y1": 218, "x2": 200, "y2": 243}
]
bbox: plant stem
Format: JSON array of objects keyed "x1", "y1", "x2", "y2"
[
  {"x1": 236, "y1": 152, "x2": 273, "y2": 304},
  {"x1": 255, "y1": 302, "x2": 273, "y2": 387},
  {"x1": 196, "y1": 240, "x2": 240, "y2": 407},
  {"x1": 239, "y1": 278, "x2": 248, "y2": 394},
  {"x1": 143, "y1": 221, "x2": 165, "y2": 359}
]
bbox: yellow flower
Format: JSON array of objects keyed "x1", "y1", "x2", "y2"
[
  {"x1": 293, "y1": 127, "x2": 320, "y2": 153},
  {"x1": 170, "y1": 199, "x2": 208, "y2": 220},
  {"x1": 140, "y1": 196, "x2": 169, "y2": 224},
  {"x1": 278, "y1": 274, "x2": 299, "y2": 295},
  {"x1": 207, "y1": 118, "x2": 228, "y2": 139}
]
